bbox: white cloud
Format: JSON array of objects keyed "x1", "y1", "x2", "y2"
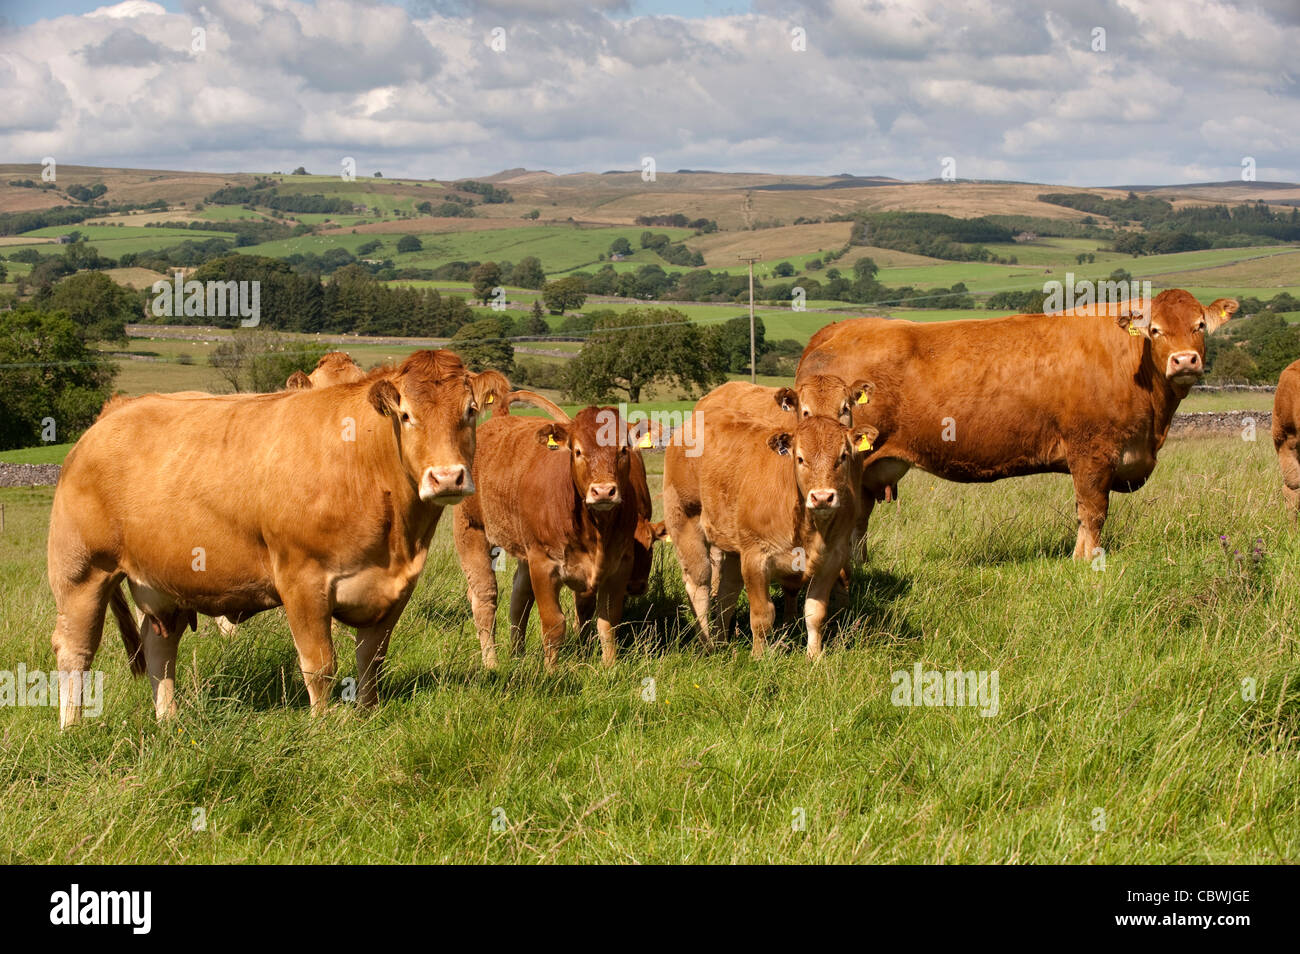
[{"x1": 0, "y1": 0, "x2": 1294, "y2": 184}]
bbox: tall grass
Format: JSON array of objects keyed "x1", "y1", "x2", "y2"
[{"x1": 1, "y1": 434, "x2": 1296, "y2": 863}]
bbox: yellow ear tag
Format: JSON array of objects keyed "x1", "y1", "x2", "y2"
[
  {"x1": 638, "y1": 433, "x2": 653, "y2": 449},
  {"x1": 486, "y1": 394, "x2": 493, "y2": 404},
  {"x1": 1128, "y1": 325, "x2": 1142, "y2": 337},
  {"x1": 856, "y1": 392, "x2": 870, "y2": 405},
  {"x1": 546, "y1": 434, "x2": 560, "y2": 448},
  {"x1": 855, "y1": 434, "x2": 873, "y2": 452}
]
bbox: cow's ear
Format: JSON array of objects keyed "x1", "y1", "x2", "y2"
[
  {"x1": 767, "y1": 432, "x2": 793, "y2": 456},
  {"x1": 470, "y1": 370, "x2": 511, "y2": 412},
  {"x1": 626, "y1": 418, "x2": 662, "y2": 449},
  {"x1": 1205, "y1": 298, "x2": 1238, "y2": 333},
  {"x1": 850, "y1": 379, "x2": 874, "y2": 406},
  {"x1": 1116, "y1": 310, "x2": 1151, "y2": 339},
  {"x1": 369, "y1": 379, "x2": 401, "y2": 417},
  {"x1": 852, "y1": 425, "x2": 880, "y2": 455},
  {"x1": 773, "y1": 387, "x2": 797, "y2": 413},
  {"x1": 536, "y1": 422, "x2": 569, "y2": 449},
  {"x1": 650, "y1": 520, "x2": 669, "y2": 543},
  {"x1": 285, "y1": 370, "x2": 312, "y2": 390}
]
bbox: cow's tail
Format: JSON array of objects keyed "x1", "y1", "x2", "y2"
[{"x1": 108, "y1": 584, "x2": 147, "y2": 677}]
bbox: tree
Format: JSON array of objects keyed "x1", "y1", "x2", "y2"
[
  {"x1": 609, "y1": 237, "x2": 633, "y2": 257},
  {"x1": 512, "y1": 256, "x2": 546, "y2": 290},
  {"x1": 708, "y1": 314, "x2": 771, "y2": 374},
  {"x1": 451, "y1": 317, "x2": 514, "y2": 374},
  {"x1": 774, "y1": 261, "x2": 795, "y2": 277},
  {"x1": 40, "y1": 271, "x2": 137, "y2": 342},
  {"x1": 396, "y1": 234, "x2": 423, "y2": 253},
  {"x1": 526, "y1": 209, "x2": 541, "y2": 220},
  {"x1": 542, "y1": 275, "x2": 588, "y2": 314},
  {"x1": 522, "y1": 299, "x2": 550, "y2": 336},
  {"x1": 471, "y1": 262, "x2": 503, "y2": 305},
  {"x1": 0, "y1": 307, "x2": 116, "y2": 450},
  {"x1": 564, "y1": 308, "x2": 726, "y2": 403},
  {"x1": 209, "y1": 329, "x2": 328, "y2": 393},
  {"x1": 291, "y1": 166, "x2": 308, "y2": 175}
]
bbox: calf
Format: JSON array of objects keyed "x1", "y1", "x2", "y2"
[
  {"x1": 663, "y1": 405, "x2": 877, "y2": 658},
  {"x1": 48, "y1": 350, "x2": 508, "y2": 725},
  {"x1": 454, "y1": 406, "x2": 652, "y2": 670},
  {"x1": 798, "y1": 289, "x2": 1238, "y2": 559}
]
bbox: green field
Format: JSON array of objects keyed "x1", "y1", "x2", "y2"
[
  {"x1": 2, "y1": 431, "x2": 1297, "y2": 862},
  {"x1": 239, "y1": 225, "x2": 693, "y2": 275}
]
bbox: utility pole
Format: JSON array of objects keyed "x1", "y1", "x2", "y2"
[{"x1": 738, "y1": 253, "x2": 760, "y2": 383}]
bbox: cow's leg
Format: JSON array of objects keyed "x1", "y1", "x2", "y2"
[
  {"x1": 672, "y1": 521, "x2": 714, "y2": 649},
  {"x1": 575, "y1": 590, "x2": 596, "y2": 634},
  {"x1": 852, "y1": 493, "x2": 876, "y2": 563},
  {"x1": 594, "y1": 566, "x2": 632, "y2": 667},
  {"x1": 353, "y1": 596, "x2": 409, "y2": 708},
  {"x1": 281, "y1": 589, "x2": 336, "y2": 714},
  {"x1": 1070, "y1": 461, "x2": 1112, "y2": 560},
  {"x1": 49, "y1": 572, "x2": 114, "y2": 728},
  {"x1": 527, "y1": 559, "x2": 566, "y2": 673},
  {"x1": 140, "y1": 611, "x2": 185, "y2": 719},
  {"x1": 804, "y1": 568, "x2": 841, "y2": 659},
  {"x1": 508, "y1": 561, "x2": 534, "y2": 658},
  {"x1": 716, "y1": 553, "x2": 743, "y2": 640},
  {"x1": 1278, "y1": 439, "x2": 1300, "y2": 514},
  {"x1": 458, "y1": 525, "x2": 501, "y2": 669},
  {"x1": 740, "y1": 552, "x2": 775, "y2": 659}
]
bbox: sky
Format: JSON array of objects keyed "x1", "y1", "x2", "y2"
[{"x1": 0, "y1": 0, "x2": 1295, "y2": 185}]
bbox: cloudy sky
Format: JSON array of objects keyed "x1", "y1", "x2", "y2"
[{"x1": 0, "y1": 0, "x2": 1295, "y2": 185}]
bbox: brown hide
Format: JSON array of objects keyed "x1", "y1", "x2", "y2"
[
  {"x1": 797, "y1": 288, "x2": 1237, "y2": 558},
  {"x1": 454, "y1": 406, "x2": 643, "y2": 670},
  {"x1": 663, "y1": 400, "x2": 876, "y2": 658},
  {"x1": 1273, "y1": 359, "x2": 1300, "y2": 511},
  {"x1": 47, "y1": 349, "x2": 509, "y2": 724}
]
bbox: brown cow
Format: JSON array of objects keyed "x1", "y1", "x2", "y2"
[
  {"x1": 286, "y1": 351, "x2": 366, "y2": 390},
  {"x1": 48, "y1": 350, "x2": 508, "y2": 726},
  {"x1": 454, "y1": 406, "x2": 653, "y2": 671},
  {"x1": 663, "y1": 403, "x2": 877, "y2": 658},
  {"x1": 1272, "y1": 359, "x2": 1300, "y2": 511},
  {"x1": 798, "y1": 289, "x2": 1238, "y2": 559}
]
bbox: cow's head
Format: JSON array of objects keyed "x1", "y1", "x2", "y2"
[
  {"x1": 536, "y1": 406, "x2": 634, "y2": 512},
  {"x1": 1118, "y1": 290, "x2": 1237, "y2": 388},
  {"x1": 310, "y1": 351, "x2": 366, "y2": 388},
  {"x1": 368, "y1": 350, "x2": 510, "y2": 505},
  {"x1": 775, "y1": 375, "x2": 874, "y2": 426},
  {"x1": 767, "y1": 416, "x2": 880, "y2": 515}
]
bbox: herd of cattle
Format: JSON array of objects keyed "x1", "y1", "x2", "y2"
[{"x1": 44, "y1": 287, "x2": 1300, "y2": 726}]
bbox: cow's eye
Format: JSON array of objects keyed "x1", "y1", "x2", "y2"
[
  {"x1": 1195, "y1": 322, "x2": 1206, "y2": 332},
  {"x1": 400, "y1": 411, "x2": 411, "y2": 423},
  {"x1": 573, "y1": 446, "x2": 582, "y2": 458},
  {"x1": 796, "y1": 455, "x2": 805, "y2": 465},
  {"x1": 1150, "y1": 327, "x2": 1161, "y2": 337}
]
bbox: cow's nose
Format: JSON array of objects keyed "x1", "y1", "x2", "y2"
[
  {"x1": 1168, "y1": 351, "x2": 1202, "y2": 377},
  {"x1": 808, "y1": 489, "x2": 838, "y2": 510},
  {"x1": 586, "y1": 482, "x2": 620, "y2": 508},
  {"x1": 424, "y1": 465, "x2": 471, "y2": 501}
]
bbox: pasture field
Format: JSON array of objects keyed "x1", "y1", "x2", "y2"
[{"x1": 0, "y1": 433, "x2": 1296, "y2": 863}]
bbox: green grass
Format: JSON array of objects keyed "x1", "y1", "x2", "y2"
[
  {"x1": 2, "y1": 432, "x2": 1297, "y2": 862},
  {"x1": 0, "y1": 443, "x2": 73, "y2": 464},
  {"x1": 239, "y1": 225, "x2": 693, "y2": 275}
]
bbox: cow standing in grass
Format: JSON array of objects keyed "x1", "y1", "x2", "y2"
[
  {"x1": 454, "y1": 404, "x2": 659, "y2": 671},
  {"x1": 798, "y1": 289, "x2": 1238, "y2": 559},
  {"x1": 663, "y1": 391, "x2": 877, "y2": 657},
  {"x1": 48, "y1": 351, "x2": 508, "y2": 726}
]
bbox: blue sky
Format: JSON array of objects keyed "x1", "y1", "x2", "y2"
[{"x1": 0, "y1": 0, "x2": 1296, "y2": 185}]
